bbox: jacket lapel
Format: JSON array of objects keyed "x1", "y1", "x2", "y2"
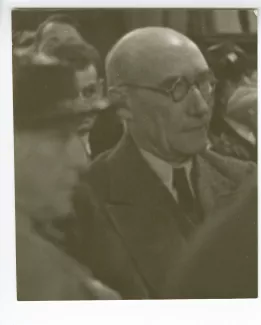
[
  {"x1": 194, "y1": 151, "x2": 241, "y2": 218},
  {"x1": 106, "y1": 203, "x2": 187, "y2": 298},
  {"x1": 105, "y1": 135, "x2": 187, "y2": 296},
  {"x1": 104, "y1": 137, "x2": 242, "y2": 296}
]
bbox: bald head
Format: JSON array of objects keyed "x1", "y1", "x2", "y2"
[
  {"x1": 105, "y1": 27, "x2": 211, "y2": 162},
  {"x1": 106, "y1": 27, "x2": 207, "y2": 87}
]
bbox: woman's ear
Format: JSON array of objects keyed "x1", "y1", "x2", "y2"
[{"x1": 107, "y1": 86, "x2": 133, "y2": 121}]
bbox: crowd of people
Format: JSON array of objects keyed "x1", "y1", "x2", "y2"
[{"x1": 13, "y1": 14, "x2": 257, "y2": 300}]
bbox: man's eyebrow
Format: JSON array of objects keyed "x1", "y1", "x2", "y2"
[
  {"x1": 158, "y1": 75, "x2": 180, "y2": 88},
  {"x1": 158, "y1": 69, "x2": 213, "y2": 88},
  {"x1": 196, "y1": 69, "x2": 213, "y2": 79}
]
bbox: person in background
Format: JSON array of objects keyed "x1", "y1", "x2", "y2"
[
  {"x1": 34, "y1": 14, "x2": 110, "y2": 158},
  {"x1": 206, "y1": 42, "x2": 257, "y2": 162},
  {"x1": 31, "y1": 14, "x2": 123, "y2": 159},
  {"x1": 72, "y1": 27, "x2": 256, "y2": 299},
  {"x1": 13, "y1": 42, "x2": 120, "y2": 300}
]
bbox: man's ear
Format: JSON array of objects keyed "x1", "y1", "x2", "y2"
[{"x1": 107, "y1": 86, "x2": 133, "y2": 121}]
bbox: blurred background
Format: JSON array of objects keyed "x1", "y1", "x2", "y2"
[{"x1": 12, "y1": 8, "x2": 258, "y2": 69}]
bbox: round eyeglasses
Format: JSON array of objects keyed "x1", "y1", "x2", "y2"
[{"x1": 117, "y1": 73, "x2": 217, "y2": 103}]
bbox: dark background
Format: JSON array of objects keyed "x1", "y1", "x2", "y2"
[{"x1": 12, "y1": 8, "x2": 257, "y2": 68}]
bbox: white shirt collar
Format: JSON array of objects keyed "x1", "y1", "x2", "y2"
[{"x1": 140, "y1": 149, "x2": 194, "y2": 197}]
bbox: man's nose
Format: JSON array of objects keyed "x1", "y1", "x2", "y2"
[{"x1": 187, "y1": 87, "x2": 210, "y2": 117}]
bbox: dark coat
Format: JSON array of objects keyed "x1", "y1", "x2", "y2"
[
  {"x1": 89, "y1": 105, "x2": 123, "y2": 159},
  {"x1": 170, "y1": 170, "x2": 257, "y2": 299},
  {"x1": 73, "y1": 134, "x2": 256, "y2": 299},
  {"x1": 16, "y1": 211, "x2": 120, "y2": 300}
]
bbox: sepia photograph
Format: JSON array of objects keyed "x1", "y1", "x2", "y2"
[{"x1": 10, "y1": 7, "x2": 258, "y2": 302}]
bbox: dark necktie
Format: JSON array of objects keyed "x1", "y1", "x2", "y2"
[{"x1": 173, "y1": 167, "x2": 202, "y2": 226}]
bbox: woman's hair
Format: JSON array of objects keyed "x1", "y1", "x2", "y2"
[
  {"x1": 36, "y1": 13, "x2": 80, "y2": 37},
  {"x1": 33, "y1": 14, "x2": 103, "y2": 76},
  {"x1": 205, "y1": 41, "x2": 249, "y2": 83},
  {"x1": 13, "y1": 14, "x2": 103, "y2": 76}
]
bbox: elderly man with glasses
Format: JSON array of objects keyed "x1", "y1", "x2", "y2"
[{"x1": 73, "y1": 27, "x2": 256, "y2": 299}]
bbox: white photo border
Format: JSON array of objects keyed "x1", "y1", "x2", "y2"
[{"x1": 0, "y1": 2, "x2": 260, "y2": 325}]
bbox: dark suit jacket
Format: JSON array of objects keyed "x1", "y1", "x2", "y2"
[
  {"x1": 16, "y1": 211, "x2": 120, "y2": 300},
  {"x1": 89, "y1": 105, "x2": 123, "y2": 159},
  {"x1": 73, "y1": 134, "x2": 256, "y2": 299}
]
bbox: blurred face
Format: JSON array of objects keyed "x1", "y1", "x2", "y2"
[
  {"x1": 15, "y1": 122, "x2": 88, "y2": 218},
  {"x1": 125, "y1": 42, "x2": 213, "y2": 162},
  {"x1": 74, "y1": 64, "x2": 106, "y2": 156},
  {"x1": 75, "y1": 64, "x2": 104, "y2": 133}
]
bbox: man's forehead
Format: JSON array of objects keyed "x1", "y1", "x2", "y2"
[
  {"x1": 107, "y1": 27, "x2": 208, "y2": 85},
  {"x1": 133, "y1": 46, "x2": 208, "y2": 84}
]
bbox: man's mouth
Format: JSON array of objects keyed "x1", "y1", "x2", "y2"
[{"x1": 186, "y1": 124, "x2": 208, "y2": 132}]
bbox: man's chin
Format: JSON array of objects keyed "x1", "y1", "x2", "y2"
[{"x1": 177, "y1": 141, "x2": 208, "y2": 156}]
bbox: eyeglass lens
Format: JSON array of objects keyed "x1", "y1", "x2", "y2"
[{"x1": 171, "y1": 75, "x2": 215, "y2": 102}]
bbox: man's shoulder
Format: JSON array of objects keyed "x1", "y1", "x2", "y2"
[
  {"x1": 81, "y1": 135, "x2": 130, "y2": 190},
  {"x1": 200, "y1": 149, "x2": 256, "y2": 182}
]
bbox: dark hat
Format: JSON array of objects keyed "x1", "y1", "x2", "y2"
[
  {"x1": 13, "y1": 15, "x2": 108, "y2": 130},
  {"x1": 13, "y1": 49, "x2": 107, "y2": 130},
  {"x1": 205, "y1": 41, "x2": 249, "y2": 82},
  {"x1": 13, "y1": 51, "x2": 71, "y2": 127}
]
